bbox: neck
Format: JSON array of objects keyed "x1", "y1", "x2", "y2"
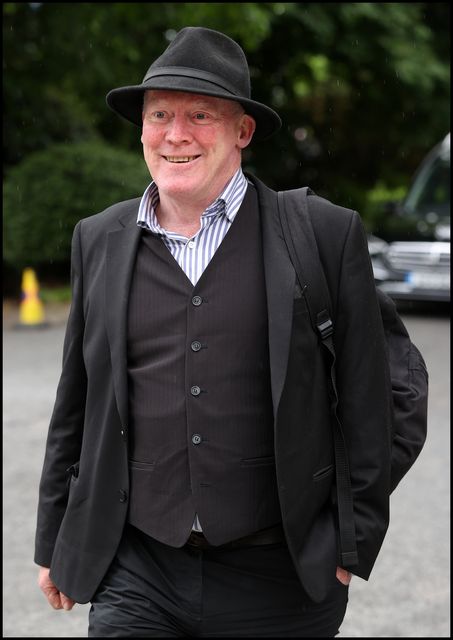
[
  {"x1": 156, "y1": 169, "x2": 240, "y2": 236},
  {"x1": 156, "y1": 199, "x2": 205, "y2": 238}
]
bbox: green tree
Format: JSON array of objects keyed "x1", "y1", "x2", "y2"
[{"x1": 3, "y1": 2, "x2": 450, "y2": 280}]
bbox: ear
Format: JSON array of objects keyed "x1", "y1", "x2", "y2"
[
  {"x1": 140, "y1": 111, "x2": 145, "y2": 144},
  {"x1": 237, "y1": 114, "x2": 256, "y2": 149}
]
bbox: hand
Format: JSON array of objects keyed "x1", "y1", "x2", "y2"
[
  {"x1": 336, "y1": 566, "x2": 352, "y2": 585},
  {"x1": 38, "y1": 566, "x2": 76, "y2": 611}
]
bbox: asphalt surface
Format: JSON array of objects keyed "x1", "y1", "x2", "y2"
[{"x1": 3, "y1": 303, "x2": 450, "y2": 637}]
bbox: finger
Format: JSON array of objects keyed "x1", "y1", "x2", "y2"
[
  {"x1": 337, "y1": 567, "x2": 347, "y2": 583},
  {"x1": 43, "y1": 588, "x2": 63, "y2": 609},
  {"x1": 60, "y1": 593, "x2": 76, "y2": 611},
  {"x1": 336, "y1": 567, "x2": 352, "y2": 585}
]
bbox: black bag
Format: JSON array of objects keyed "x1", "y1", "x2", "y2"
[{"x1": 277, "y1": 187, "x2": 428, "y2": 567}]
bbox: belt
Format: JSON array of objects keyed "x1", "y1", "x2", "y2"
[{"x1": 186, "y1": 524, "x2": 286, "y2": 550}]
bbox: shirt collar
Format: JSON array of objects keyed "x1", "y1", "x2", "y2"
[{"x1": 137, "y1": 168, "x2": 247, "y2": 233}]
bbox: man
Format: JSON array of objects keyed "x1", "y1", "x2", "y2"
[{"x1": 35, "y1": 27, "x2": 392, "y2": 637}]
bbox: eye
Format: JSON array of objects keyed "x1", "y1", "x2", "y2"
[
  {"x1": 145, "y1": 110, "x2": 168, "y2": 122},
  {"x1": 193, "y1": 112, "x2": 210, "y2": 122}
]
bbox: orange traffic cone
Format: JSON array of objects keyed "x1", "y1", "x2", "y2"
[{"x1": 17, "y1": 268, "x2": 48, "y2": 328}]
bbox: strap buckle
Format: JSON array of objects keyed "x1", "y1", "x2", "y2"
[{"x1": 316, "y1": 313, "x2": 333, "y2": 340}]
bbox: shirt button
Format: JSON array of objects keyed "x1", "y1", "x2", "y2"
[
  {"x1": 191, "y1": 385, "x2": 201, "y2": 396},
  {"x1": 191, "y1": 341, "x2": 202, "y2": 352},
  {"x1": 192, "y1": 434, "x2": 202, "y2": 445},
  {"x1": 188, "y1": 240, "x2": 195, "y2": 249},
  {"x1": 192, "y1": 296, "x2": 203, "y2": 306}
]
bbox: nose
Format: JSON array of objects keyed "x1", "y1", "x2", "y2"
[{"x1": 165, "y1": 114, "x2": 192, "y2": 144}]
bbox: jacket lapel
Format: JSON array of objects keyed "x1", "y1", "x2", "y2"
[
  {"x1": 250, "y1": 175, "x2": 296, "y2": 419},
  {"x1": 105, "y1": 205, "x2": 142, "y2": 427}
]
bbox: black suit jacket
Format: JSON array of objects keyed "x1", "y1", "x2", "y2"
[{"x1": 35, "y1": 174, "x2": 392, "y2": 604}]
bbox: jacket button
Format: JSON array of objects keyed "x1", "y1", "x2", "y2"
[
  {"x1": 192, "y1": 434, "x2": 202, "y2": 445},
  {"x1": 191, "y1": 385, "x2": 201, "y2": 396},
  {"x1": 191, "y1": 341, "x2": 202, "y2": 352},
  {"x1": 192, "y1": 296, "x2": 203, "y2": 306},
  {"x1": 119, "y1": 490, "x2": 128, "y2": 503}
]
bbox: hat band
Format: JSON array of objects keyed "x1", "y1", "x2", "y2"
[{"x1": 143, "y1": 66, "x2": 246, "y2": 98}]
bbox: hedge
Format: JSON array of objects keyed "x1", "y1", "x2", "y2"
[{"x1": 3, "y1": 140, "x2": 151, "y2": 270}]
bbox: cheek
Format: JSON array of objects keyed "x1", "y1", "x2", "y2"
[
  {"x1": 197, "y1": 128, "x2": 218, "y2": 146},
  {"x1": 141, "y1": 125, "x2": 162, "y2": 148}
]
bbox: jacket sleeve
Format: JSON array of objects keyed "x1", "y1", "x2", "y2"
[
  {"x1": 329, "y1": 210, "x2": 392, "y2": 579},
  {"x1": 34, "y1": 220, "x2": 88, "y2": 567},
  {"x1": 258, "y1": 176, "x2": 393, "y2": 581}
]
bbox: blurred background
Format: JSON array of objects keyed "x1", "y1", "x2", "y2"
[
  {"x1": 3, "y1": 2, "x2": 450, "y2": 301},
  {"x1": 3, "y1": 3, "x2": 450, "y2": 638}
]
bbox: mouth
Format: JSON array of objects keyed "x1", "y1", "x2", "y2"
[{"x1": 163, "y1": 155, "x2": 201, "y2": 163}]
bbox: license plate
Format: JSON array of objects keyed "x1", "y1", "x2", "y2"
[{"x1": 405, "y1": 272, "x2": 451, "y2": 289}]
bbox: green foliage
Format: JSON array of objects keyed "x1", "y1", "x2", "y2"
[
  {"x1": 362, "y1": 182, "x2": 408, "y2": 232},
  {"x1": 3, "y1": 141, "x2": 150, "y2": 269},
  {"x1": 40, "y1": 285, "x2": 72, "y2": 303}
]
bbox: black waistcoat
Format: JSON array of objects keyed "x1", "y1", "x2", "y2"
[{"x1": 126, "y1": 185, "x2": 282, "y2": 546}]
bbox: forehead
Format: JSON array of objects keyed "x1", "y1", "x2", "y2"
[{"x1": 144, "y1": 90, "x2": 236, "y2": 111}]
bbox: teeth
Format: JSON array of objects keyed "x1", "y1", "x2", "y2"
[{"x1": 165, "y1": 156, "x2": 198, "y2": 163}]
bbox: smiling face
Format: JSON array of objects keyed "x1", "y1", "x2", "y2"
[{"x1": 141, "y1": 90, "x2": 255, "y2": 208}]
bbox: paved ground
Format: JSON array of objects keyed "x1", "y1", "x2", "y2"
[{"x1": 3, "y1": 302, "x2": 450, "y2": 637}]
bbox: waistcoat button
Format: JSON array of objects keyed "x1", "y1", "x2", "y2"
[
  {"x1": 192, "y1": 434, "x2": 202, "y2": 445},
  {"x1": 192, "y1": 296, "x2": 203, "y2": 306},
  {"x1": 191, "y1": 341, "x2": 202, "y2": 352},
  {"x1": 191, "y1": 385, "x2": 201, "y2": 396},
  {"x1": 119, "y1": 490, "x2": 128, "y2": 503}
]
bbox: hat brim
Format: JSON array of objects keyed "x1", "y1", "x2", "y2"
[{"x1": 106, "y1": 76, "x2": 281, "y2": 141}]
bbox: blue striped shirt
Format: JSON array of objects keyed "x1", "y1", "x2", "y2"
[{"x1": 137, "y1": 168, "x2": 248, "y2": 285}]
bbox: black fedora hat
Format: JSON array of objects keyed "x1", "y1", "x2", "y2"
[{"x1": 106, "y1": 27, "x2": 281, "y2": 141}]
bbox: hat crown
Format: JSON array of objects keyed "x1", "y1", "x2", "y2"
[{"x1": 144, "y1": 27, "x2": 251, "y2": 99}]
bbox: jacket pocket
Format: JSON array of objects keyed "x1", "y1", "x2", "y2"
[
  {"x1": 313, "y1": 464, "x2": 334, "y2": 482},
  {"x1": 241, "y1": 455, "x2": 276, "y2": 468},
  {"x1": 129, "y1": 459, "x2": 156, "y2": 471}
]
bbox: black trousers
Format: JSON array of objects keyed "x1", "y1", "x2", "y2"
[{"x1": 88, "y1": 524, "x2": 348, "y2": 637}]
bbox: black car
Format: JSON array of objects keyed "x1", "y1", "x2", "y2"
[{"x1": 368, "y1": 134, "x2": 450, "y2": 302}]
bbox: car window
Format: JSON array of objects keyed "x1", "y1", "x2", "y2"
[{"x1": 404, "y1": 144, "x2": 450, "y2": 220}]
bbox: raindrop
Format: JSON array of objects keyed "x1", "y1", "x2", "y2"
[
  {"x1": 294, "y1": 128, "x2": 307, "y2": 142},
  {"x1": 165, "y1": 29, "x2": 177, "y2": 42}
]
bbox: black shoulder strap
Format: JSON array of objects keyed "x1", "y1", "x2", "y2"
[
  {"x1": 277, "y1": 188, "x2": 332, "y2": 337},
  {"x1": 277, "y1": 187, "x2": 359, "y2": 568}
]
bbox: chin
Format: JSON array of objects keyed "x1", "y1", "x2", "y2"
[{"x1": 157, "y1": 177, "x2": 201, "y2": 197}]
